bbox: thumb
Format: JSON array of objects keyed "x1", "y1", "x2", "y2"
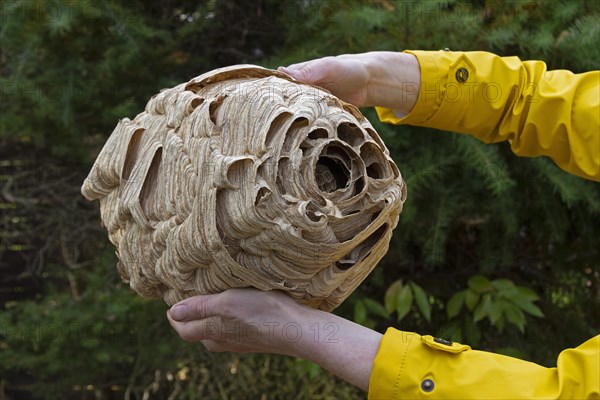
[
  {"x1": 278, "y1": 61, "x2": 326, "y2": 84},
  {"x1": 169, "y1": 294, "x2": 219, "y2": 322},
  {"x1": 278, "y1": 66, "x2": 310, "y2": 82}
]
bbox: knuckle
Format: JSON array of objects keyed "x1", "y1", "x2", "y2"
[
  {"x1": 217, "y1": 291, "x2": 236, "y2": 317},
  {"x1": 190, "y1": 296, "x2": 213, "y2": 319},
  {"x1": 297, "y1": 66, "x2": 311, "y2": 80},
  {"x1": 191, "y1": 298, "x2": 206, "y2": 317}
]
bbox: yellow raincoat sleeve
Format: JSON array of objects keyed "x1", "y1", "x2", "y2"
[
  {"x1": 368, "y1": 330, "x2": 599, "y2": 399},
  {"x1": 370, "y1": 51, "x2": 600, "y2": 398},
  {"x1": 376, "y1": 50, "x2": 600, "y2": 181}
]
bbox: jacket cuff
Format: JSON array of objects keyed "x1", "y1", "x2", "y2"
[
  {"x1": 368, "y1": 328, "x2": 420, "y2": 399},
  {"x1": 375, "y1": 50, "x2": 476, "y2": 128},
  {"x1": 369, "y1": 328, "x2": 421, "y2": 399},
  {"x1": 368, "y1": 328, "x2": 471, "y2": 399}
]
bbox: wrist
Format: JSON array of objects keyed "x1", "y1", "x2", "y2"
[
  {"x1": 289, "y1": 307, "x2": 383, "y2": 391},
  {"x1": 274, "y1": 304, "x2": 328, "y2": 358},
  {"x1": 365, "y1": 51, "x2": 420, "y2": 114}
]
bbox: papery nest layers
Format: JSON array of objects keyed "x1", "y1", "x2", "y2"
[{"x1": 82, "y1": 65, "x2": 407, "y2": 311}]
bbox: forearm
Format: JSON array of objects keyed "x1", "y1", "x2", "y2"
[
  {"x1": 363, "y1": 51, "x2": 420, "y2": 114},
  {"x1": 285, "y1": 306, "x2": 382, "y2": 391}
]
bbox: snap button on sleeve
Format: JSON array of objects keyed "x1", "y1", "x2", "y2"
[
  {"x1": 456, "y1": 67, "x2": 469, "y2": 83},
  {"x1": 421, "y1": 335, "x2": 471, "y2": 353},
  {"x1": 421, "y1": 379, "x2": 435, "y2": 392},
  {"x1": 433, "y1": 337, "x2": 453, "y2": 346}
]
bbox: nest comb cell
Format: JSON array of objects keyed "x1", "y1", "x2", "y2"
[{"x1": 81, "y1": 65, "x2": 407, "y2": 311}]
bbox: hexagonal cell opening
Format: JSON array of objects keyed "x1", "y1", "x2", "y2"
[{"x1": 316, "y1": 156, "x2": 350, "y2": 193}]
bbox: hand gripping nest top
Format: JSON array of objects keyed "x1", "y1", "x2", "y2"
[{"x1": 81, "y1": 65, "x2": 407, "y2": 311}]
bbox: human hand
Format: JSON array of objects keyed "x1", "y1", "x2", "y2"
[
  {"x1": 167, "y1": 288, "x2": 308, "y2": 355},
  {"x1": 278, "y1": 51, "x2": 420, "y2": 114},
  {"x1": 279, "y1": 55, "x2": 372, "y2": 107},
  {"x1": 167, "y1": 288, "x2": 382, "y2": 391}
]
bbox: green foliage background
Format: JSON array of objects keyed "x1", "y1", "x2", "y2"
[{"x1": 1, "y1": 0, "x2": 598, "y2": 398}]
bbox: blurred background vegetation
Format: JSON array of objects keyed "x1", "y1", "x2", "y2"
[{"x1": 1, "y1": 0, "x2": 598, "y2": 399}]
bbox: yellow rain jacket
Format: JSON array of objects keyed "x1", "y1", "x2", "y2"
[
  {"x1": 377, "y1": 50, "x2": 599, "y2": 181},
  {"x1": 370, "y1": 50, "x2": 600, "y2": 399}
]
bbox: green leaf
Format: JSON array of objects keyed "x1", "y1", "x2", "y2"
[
  {"x1": 492, "y1": 279, "x2": 516, "y2": 293},
  {"x1": 504, "y1": 304, "x2": 526, "y2": 333},
  {"x1": 516, "y1": 286, "x2": 540, "y2": 301},
  {"x1": 308, "y1": 362, "x2": 321, "y2": 379},
  {"x1": 363, "y1": 318, "x2": 376, "y2": 330},
  {"x1": 384, "y1": 280, "x2": 402, "y2": 314},
  {"x1": 396, "y1": 284, "x2": 414, "y2": 322},
  {"x1": 410, "y1": 282, "x2": 431, "y2": 322},
  {"x1": 464, "y1": 320, "x2": 482, "y2": 346},
  {"x1": 473, "y1": 294, "x2": 491, "y2": 322},
  {"x1": 447, "y1": 291, "x2": 466, "y2": 319},
  {"x1": 465, "y1": 290, "x2": 480, "y2": 311},
  {"x1": 363, "y1": 298, "x2": 390, "y2": 319},
  {"x1": 297, "y1": 360, "x2": 321, "y2": 380},
  {"x1": 438, "y1": 320, "x2": 462, "y2": 343},
  {"x1": 517, "y1": 301, "x2": 545, "y2": 318},
  {"x1": 488, "y1": 300, "x2": 504, "y2": 325},
  {"x1": 496, "y1": 316, "x2": 506, "y2": 333},
  {"x1": 354, "y1": 299, "x2": 367, "y2": 325},
  {"x1": 468, "y1": 275, "x2": 492, "y2": 293}
]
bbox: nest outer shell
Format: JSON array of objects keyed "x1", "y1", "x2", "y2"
[{"x1": 81, "y1": 65, "x2": 407, "y2": 311}]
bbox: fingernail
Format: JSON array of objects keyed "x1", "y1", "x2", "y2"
[
  {"x1": 278, "y1": 66, "x2": 297, "y2": 78},
  {"x1": 170, "y1": 303, "x2": 189, "y2": 321}
]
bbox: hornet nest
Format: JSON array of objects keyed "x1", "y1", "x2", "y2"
[{"x1": 81, "y1": 65, "x2": 407, "y2": 311}]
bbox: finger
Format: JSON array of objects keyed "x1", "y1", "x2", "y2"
[
  {"x1": 280, "y1": 59, "x2": 315, "y2": 71},
  {"x1": 277, "y1": 66, "x2": 298, "y2": 78},
  {"x1": 167, "y1": 312, "x2": 222, "y2": 343},
  {"x1": 278, "y1": 58, "x2": 335, "y2": 84},
  {"x1": 168, "y1": 293, "x2": 221, "y2": 322}
]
